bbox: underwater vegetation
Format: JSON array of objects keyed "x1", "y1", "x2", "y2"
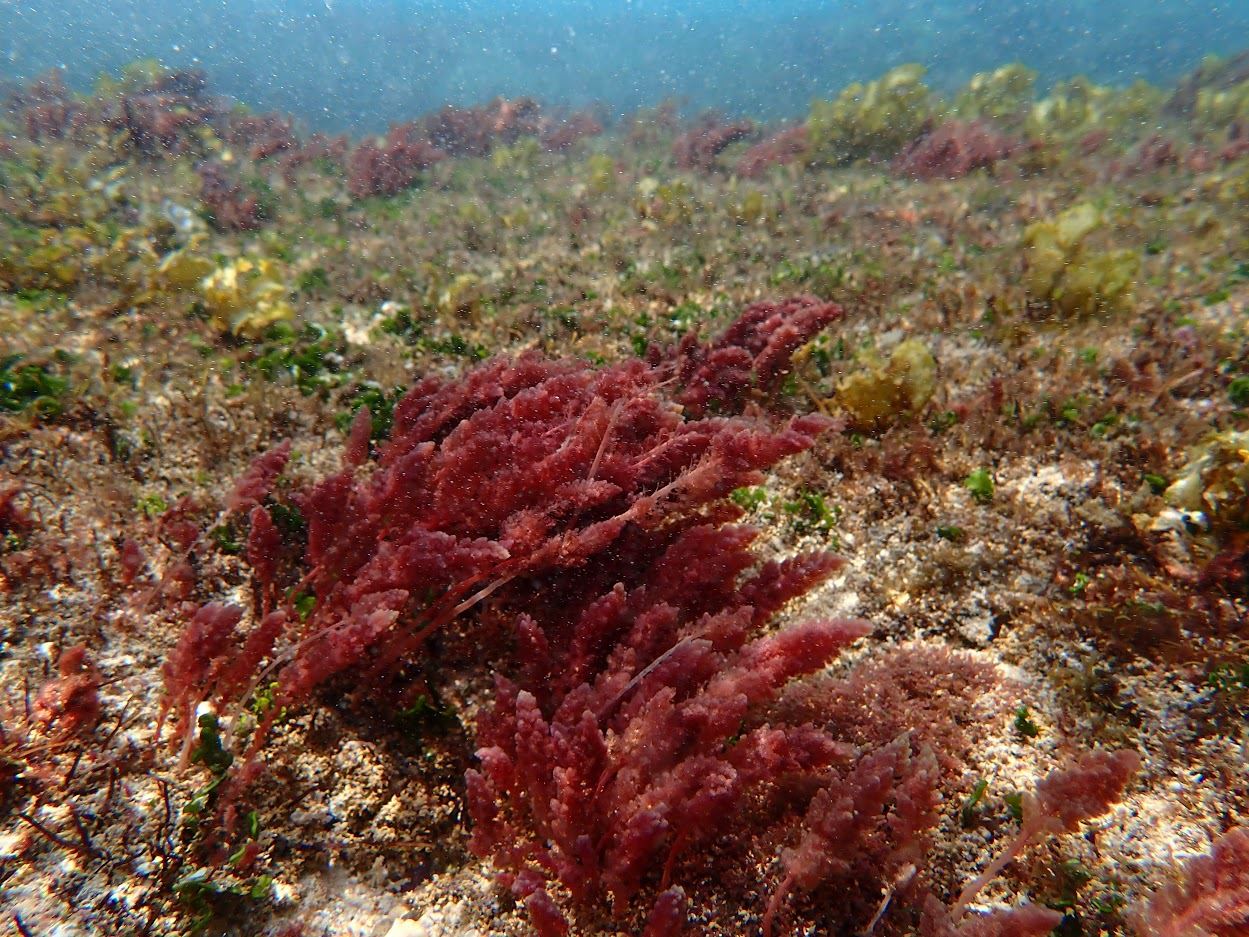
[
  {"x1": 1021, "y1": 203, "x2": 1140, "y2": 317},
  {"x1": 806, "y1": 64, "x2": 936, "y2": 167},
  {"x1": 1, "y1": 51, "x2": 1249, "y2": 937}
]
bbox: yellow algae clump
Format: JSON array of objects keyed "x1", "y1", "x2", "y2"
[
  {"x1": 200, "y1": 258, "x2": 295, "y2": 337},
  {"x1": 807, "y1": 64, "x2": 936, "y2": 166},
  {"x1": 155, "y1": 248, "x2": 215, "y2": 292},
  {"x1": 1023, "y1": 203, "x2": 1138, "y2": 316},
  {"x1": 1027, "y1": 77, "x2": 1162, "y2": 139},
  {"x1": 585, "y1": 153, "x2": 618, "y2": 194},
  {"x1": 1164, "y1": 430, "x2": 1249, "y2": 538},
  {"x1": 635, "y1": 177, "x2": 697, "y2": 225},
  {"x1": 491, "y1": 137, "x2": 542, "y2": 177},
  {"x1": 1027, "y1": 76, "x2": 1112, "y2": 136},
  {"x1": 835, "y1": 338, "x2": 937, "y2": 429},
  {"x1": 435, "y1": 272, "x2": 485, "y2": 319},
  {"x1": 729, "y1": 188, "x2": 769, "y2": 225},
  {"x1": 1195, "y1": 81, "x2": 1249, "y2": 129},
  {"x1": 953, "y1": 63, "x2": 1037, "y2": 126}
]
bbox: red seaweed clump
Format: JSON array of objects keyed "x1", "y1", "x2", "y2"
[
  {"x1": 539, "y1": 111, "x2": 604, "y2": 152},
  {"x1": 668, "y1": 295, "x2": 844, "y2": 416},
  {"x1": 276, "y1": 131, "x2": 350, "y2": 181},
  {"x1": 422, "y1": 97, "x2": 543, "y2": 157},
  {"x1": 1129, "y1": 826, "x2": 1249, "y2": 936},
  {"x1": 892, "y1": 119, "x2": 1021, "y2": 180},
  {"x1": 346, "y1": 122, "x2": 447, "y2": 199},
  {"x1": 672, "y1": 115, "x2": 755, "y2": 172},
  {"x1": 1114, "y1": 133, "x2": 1186, "y2": 177},
  {"x1": 8, "y1": 71, "x2": 81, "y2": 141},
  {"x1": 736, "y1": 124, "x2": 809, "y2": 177},
  {"x1": 158, "y1": 299, "x2": 840, "y2": 793},
  {"x1": 105, "y1": 69, "x2": 221, "y2": 158},
  {"x1": 226, "y1": 112, "x2": 300, "y2": 161},
  {"x1": 198, "y1": 161, "x2": 266, "y2": 231},
  {"x1": 33, "y1": 646, "x2": 102, "y2": 739}
]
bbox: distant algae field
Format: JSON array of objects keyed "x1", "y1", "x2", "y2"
[{"x1": 1, "y1": 53, "x2": 1248, "y2": 937}]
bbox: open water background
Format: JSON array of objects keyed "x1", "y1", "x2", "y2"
[{"x1": 2, "y1": 0, "x2": 1246, "y2": 130}]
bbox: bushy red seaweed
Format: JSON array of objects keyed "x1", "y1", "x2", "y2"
[
  {"x1": 347, "y1": 123, "x2": 447, "y2": 199},
  {"x1": 468, "y1": 515, "x2": 860, "y2": 931},
  {"x1": 892, "y1": 119, "x2": 1021, "y2": 181},
  {"x1": 198, "y1": 161, "x2": 266, "y2": 231},
  {"x1": 672, "y1": 116, "x2": 755, "y2": 172},
  {"x1": 422, "y1": 97, "x2": 543, "y2": 157},
  {"x1": 161, "y1": 300, "x2": 840, "y2": 772},
  {"x1": 737, "y1": 125, "x2": 809, "y2": 178},
  {"x1": 1130, "y1": 826, "x2": 1249, "y2": 937},
  {"x1": 667, "y1": 295, "x2": 844, "y2": 416},
  {"x1": 540, "y1": 111, "x2": 605, "y2": 152}
]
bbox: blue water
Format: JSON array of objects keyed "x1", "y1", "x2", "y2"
[{"x1": 2, "y1": 0, "x2": 1247, "y2": 131}]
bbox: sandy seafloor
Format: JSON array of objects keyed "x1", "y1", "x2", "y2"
[{"x1": 1, "y1": 59, "x2": 1247, "y2": 937}]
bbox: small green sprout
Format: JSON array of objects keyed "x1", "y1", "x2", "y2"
[
  {"x1": 782, "y1": 490, "x2": 839, "y2": 536},
  {"x1": 1013, "y1": 705, "x2": 1040, "y2": 739},
  {"x1": 730, "y1": 486, "x2": 768, "y2": 511},
  {"x1": 292, "y1": 591, "x2": 316, "y2": 622},
  {"x1": 1089, "y1": 412, "x2": 1119, "y2": 438},
  {"x1": 420, "y1": 333, "x2": 488, "y2": 360},
  {"x1": 960, "y1": 778, "x2": 989, "y2": 827},
  {"x1": 209, "y1": 523, "x2": 242, "y2": 555},
  {"x1": 296, "y1": 266, "x2": 330, "y2": 293},
  {"x1": 1057, "y1": 397, "x2": 1084, "y2": 425},
  {"x1": 1003, "y1": 791, "x2": 1024, "y2": 821},
  {"x1": 935, "y1": 524, "x2": 965, "y2": 542},
  {"x1": 268, "y1": 501, "x2": 304, "y2": 536},
  {"x1": 1143, "y1": 473, "x2": 1167, "y2": 494},
  {"x1": 395, "y1": 693, "x2": 457, "y2": 741},
  {"x1": 1228, "y1": 376, "x2": 1249, "y2": 408},
  {"x1": 1052, "y1": 858, "x2": 1093, "y2": 910},
  {"x1": 0, "y1": 354, "x2": 70, "y2": 417},
  {"x1": 964, "y1": 468, "x2": 994, "y2": 504},
  {"x1": 174, "y1": 868, "x2": 274, "y2": 933},
  {"x1": 190, "y1": 713, "x2": 233, "y2": 775},
  {"x1": 1070, "y1": 572, "x2": 1091, "y2": 596},
  {"x1": 336, "y1": 383, "x2": 403, "y2": 440},
  {"x1": 249, "y1": 681, "x2": 280, "y2": 717},
  {"x1": 136, "y1": 493, "x2": 169, "y2": 519},
  {"x1": 928, "y1": 410, "x2": 959, "y2": 434},
  {"x1": 1207, "y1": 661, "x2": 1249, "y2": 693},
  {"x1": 1092, "y1": 891, "x2": 1128, "y2": 915}
]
